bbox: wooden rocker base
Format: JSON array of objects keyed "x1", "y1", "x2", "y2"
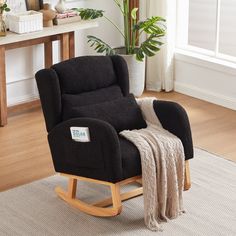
[
  {"x1": 55, "y1": 174, "x2": 143, "y2": 217},
  {"x1": 55, "y1": 161, "x2": 191, "y2": 217}
]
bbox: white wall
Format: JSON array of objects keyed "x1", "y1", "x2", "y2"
[
  {"x1": 6, "y1": 0, "x2": 123, "y2": 106},
  {"x1": 174, "y1": 51, "x2": 236, "y2": 110}
]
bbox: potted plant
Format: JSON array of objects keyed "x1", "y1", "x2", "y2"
[
  {"x1": 0, "y1": 1, "x2": 10, "y2": 37},
  {"x1": 75, "y1": 1, "x2": 166, "y2": 96}
]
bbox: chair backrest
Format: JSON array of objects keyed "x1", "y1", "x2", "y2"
[{"x1": 35, "y1": 55, "x2": 129, "y2": 132}]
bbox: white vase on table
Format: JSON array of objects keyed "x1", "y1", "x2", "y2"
[{"x1": 55, "y1": 0, "x2": 66, "y2": 13}]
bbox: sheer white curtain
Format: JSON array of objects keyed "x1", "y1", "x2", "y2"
[{"x1": 141, "y1": 0, "x2": 176, "y2": 92}]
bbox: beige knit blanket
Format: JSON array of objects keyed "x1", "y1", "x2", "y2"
[{"x1": 120, "y1": 97, "x2": 185, "y2": 231}]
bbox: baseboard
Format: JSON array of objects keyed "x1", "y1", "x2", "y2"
[
  {"x1": 8, "y1": 94, "x2": 39, "y2": 107},
  {"x1": 174, "y1": 82, "x2": 236, "y2": 110},
  {"x1": 8, "y1": 96, "x2": 40, "y2": 115}
]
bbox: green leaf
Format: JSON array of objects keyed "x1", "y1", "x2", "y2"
[
  {"x1": 73, "y1": 8, "x2": 104, "y2": 20},
  {"x1": 146, "y1": 44, "x2": 160, "y2": 52},
  {"x1": 87, "y1": 35, "x2": 116, "y2": 56},
  {"x1": 131, "y1": 8, "x2": 138, "y2": 20},
  {"x1": 149, "y1": 39, "x2": 164, "y2": 46},
  {"x1": 136, "y1": 49, "x2": 145, "y2": 61},
  {"x1": 134, "y1": 16, "x2": 166, "y2": 35},
  {"x1": 135, "y1": 34, "x2": 164, "y2": 61},
  {"x1": 142, "y1": 46, "x2": 155, "y2": 57}
]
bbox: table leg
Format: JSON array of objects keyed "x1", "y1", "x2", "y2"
[
  {"x1": 0, "y1": 47, "x2": 7, "y2": 126},
  {"x1": 60, "y1": 33, "x2": 70, "y2": 61},
  {"x1": 69, "y1": 32, "x2": 75, "y2": 59},
  {"x1": 44, "y1": 41, "x2": 53, "y2": 69}
]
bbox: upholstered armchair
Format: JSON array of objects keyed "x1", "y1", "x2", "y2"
[{"x1": 35, "y1": 55, "x2": 193, "y2": 217}]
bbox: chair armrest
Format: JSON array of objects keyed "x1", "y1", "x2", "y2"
[
  {"x1": 153, "y1": 100, "x2": 194, "y2": 160},
  {"x1": 48, "y1": 118, "x2": 123, "y2": 183}
]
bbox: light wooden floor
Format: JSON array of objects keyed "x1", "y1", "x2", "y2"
[{"x1": 0, "y1": 91, "x2": 235, "y2": 191}]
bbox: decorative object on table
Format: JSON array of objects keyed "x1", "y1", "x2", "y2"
[
  {"x1": 25, "y1": 0, "x2": 43, "y2": 11},
  {"x1": 8, "y1": 10, "x2": 43, "y2": 34},
  {"x1": 4, "y1": 0, "x2": 27, "y2": 30},
  {"x1": 6, "y1": 0, "x2": 27, "y2": 13},
  {"x1": 55, "y1": 0, "x2": 66, "y2": 13},
  {"x1": 53, "y1": 10, "x2": 80, "y2": 25},
  {"x1": 74, "y1": 3, "x2": 166, "y2": 97},
  {"x1": 0, "y1": 14, "x2": 7, "y2": 36},
  {"x1": 40, "y1": 3, "x2": 56, "y2": 27},
  {"x1": 0, "y1": 1, "x2": 10, "y2": 37}
]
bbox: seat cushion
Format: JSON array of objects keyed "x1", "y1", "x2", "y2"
[
  {"x1": 62, "y1": 94, "x2": 147, "y2": 132},
  {"x1": 119, "y1": 136, "x2": 141, "y2": 179}
]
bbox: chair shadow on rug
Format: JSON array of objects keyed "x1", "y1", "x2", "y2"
[{"x1": 35, "y1": 55, "x2": 193, "y2": 217}]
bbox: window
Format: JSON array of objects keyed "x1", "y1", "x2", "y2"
[{"x1": 176, "y1": 0, "x2": 236, "y2": 63}]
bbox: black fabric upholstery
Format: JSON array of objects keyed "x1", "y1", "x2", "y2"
[
  {"x1": 62, "y1": 94, "x2": 147, "y2": 132},
  {"x1": 119, "y1": 136, "x2": 141, "y2": 179},
  {"x1": 62, "y1": 85, "x2": 123, "y2": 108},
  {"x1": 52, "y1": 56, "x2": 117, "y2": 94},
  {"x1": 35, "y1": 55, "x2": 194, "y2": 184},
  {"x1": 62, "y1": 85, "x2": 123, "y2": 120},
  {"x1": 48, "y1": 118, "x2": 123, "y2": 183},
  {"x1": 35, "y1": 69, "x2": 62, "y2": 132},
  {"x1": 110, "y1": 56, "x2": 129, "y2": 96},
  {"x1": 153, "y1": 100, "x2": 194, "y2": 160}
]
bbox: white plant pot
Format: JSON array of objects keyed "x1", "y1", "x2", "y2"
[{"x1": 120, "y1": 54, "x2": 146, "y2": 97}]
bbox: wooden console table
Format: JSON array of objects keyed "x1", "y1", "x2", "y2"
[{"x1": 0, "y1": 21, "x2": 98, "y2": 127}]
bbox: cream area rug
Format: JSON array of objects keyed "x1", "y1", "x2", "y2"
[{"x1": 0, "y1": 148, "x2": 236, "y2": 236}]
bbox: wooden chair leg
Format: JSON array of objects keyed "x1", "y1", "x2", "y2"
[
  {"x1": 184, "y1": 160, "x2": 191, "y2": 191},
  {"x1": 68, "y1": 178, "x2": 77, "y2": 198},
  {"x1": 110, "y1": 184, "x2": 122, "y2": 214},
  {"x1": 55, "y1": 174, "x2": 142, "y2": 217}
]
